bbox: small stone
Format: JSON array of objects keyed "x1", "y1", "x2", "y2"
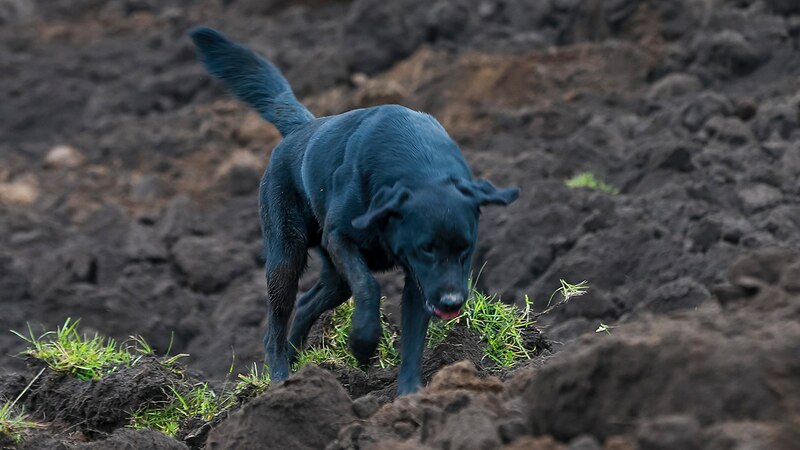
[
  {"x1": 0, "y1": 177, "x2": 39, "y2": 205},
  {"x1": 44, "y1": 145, "x2": 86, "y2": 169}
]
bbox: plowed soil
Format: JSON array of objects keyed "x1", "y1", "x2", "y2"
[{"x1": 1, "y1": 0, "x2": 799, "y2": 448}]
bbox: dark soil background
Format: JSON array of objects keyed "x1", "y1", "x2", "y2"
[{"x1": 1, "y1": 0, "x2": 799, "y2": 449}]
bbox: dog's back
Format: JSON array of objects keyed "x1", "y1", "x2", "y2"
[{"x1": 301, "y1": 104, "x2": 470, "y2": 193}]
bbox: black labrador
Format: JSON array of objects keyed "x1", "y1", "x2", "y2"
[{"x1": 189, "y1": 27, "x2": 519, "y2": 395}]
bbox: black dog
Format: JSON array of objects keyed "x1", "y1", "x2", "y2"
[{"x1": 189, "y1": 27, "x2": 519, "y2": 394}]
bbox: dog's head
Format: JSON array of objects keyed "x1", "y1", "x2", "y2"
[{"x1": 352, "y1": 177, "x2": 519, "y2": 319}]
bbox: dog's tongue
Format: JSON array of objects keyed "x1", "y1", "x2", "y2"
[{"x1": 434, "y1": 308, "x2": 461, "y2": 320}]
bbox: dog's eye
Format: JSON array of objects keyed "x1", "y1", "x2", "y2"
[{"x1": 420, "y1": 243, "x2": 435, "y2": 255}]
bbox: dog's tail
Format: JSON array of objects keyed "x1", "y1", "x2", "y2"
[{"x1": 188, "y1": 26, "x2": 314, "y2": 137}]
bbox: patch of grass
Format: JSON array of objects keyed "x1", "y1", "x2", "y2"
[
  {"x1": 375, "y1": 325, "x2": 401, "y2": 369},
  {"x1": 432, "y1": 280, "x2": 590, "y2": 367},
  {"x1": 297, "y1": 279, "x2": 590, "y2": 370},
  {"x1": 130, "y1": 362, "x2": 276, "y2": 436},
  {"x1": 0, "y1": 405, "x2": 38, "y2": 444},
  {"x1": 0, "y1": 369, "x2": 44, "y2": 443},
  {"x1": 12, "y1": 318, "x2": 154, "y2": 380},
  {"x1": 565, "y1": 172, "x2": 618, "y2": 194},
  {"x1": 129, "y1": 383, "x2": 224, "y2": 437},
  {"x1": 233, "y1": 363, "x2": 271, "y2": 398},
  {"x1": 426, "y1": 319, "x2": 451, "y2": 348},
  {"x1": 454, "y1": 291, "x2": 536, "y2": 367},
  {"x1": 295, "y1": 299, "x2": 399, "y2": 370}
]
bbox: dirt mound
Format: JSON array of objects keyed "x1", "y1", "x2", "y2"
[
  {"x1": 12, "y1": 429, "x2": 189, "y2": 450},
  {"x1": 507, "y1": 249, "x2": 800, "y2": 448},
  {"x1": 20, "y1": 358, "x2": 182, "y2": 436},
  {"x1": 330, "y1": 360, "x2": 512, "y2": 450},
  {"x1": 205, "y1": 365, "x2": 354, "y2": 450},
  {"x1": 324, "y1": 249, "x2": 800, "y2": 450}
]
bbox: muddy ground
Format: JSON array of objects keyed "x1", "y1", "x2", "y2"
[{"x1": 1, "y1": 0, "x2": 799, "y2": 448}]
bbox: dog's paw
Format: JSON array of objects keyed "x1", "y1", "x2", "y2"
[{"x1": 348, "y1": 317, "x2": 381, "y2": 366}]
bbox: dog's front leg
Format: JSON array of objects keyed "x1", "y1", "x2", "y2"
[
  {"x1": 325, "y1": 233, "x2": 382, "y2": 365},
  {"x1": 397, "y1": 276, "x2": 430, "y2": 395}
]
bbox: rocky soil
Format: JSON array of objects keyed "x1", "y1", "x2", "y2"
[{"x1": 1, "y1": 0, "x2": 799, "y2": 448}]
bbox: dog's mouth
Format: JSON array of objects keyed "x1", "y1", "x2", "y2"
[{"x1": 425, "y1": 301, "x2": 462, "y2": 320}]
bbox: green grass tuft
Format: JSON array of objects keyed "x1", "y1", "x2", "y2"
[
  {"x1": 130, "y1": 362, "x2": 276, "y2": 436},
  {"x1": 426, "y1": 319, "x2": 451, "y2": 349},
  {"x1": 565, "y1": 172, "x2": 619, "y2": 194},
  {"x1": 12, "y1": 318, "x2": 154, "y2": 380},
  {"x1": 433, "y1": 280, "x2": 590, "y2": 367},
  {"x1": 295, "y1": 299, "x2": 399, "y2": 370},
  {"x1": 0, "y1": 368, "x2": 45, "y2": 443},
  {"x1": 129, "y1": 383, "x2": 224, "y2": 437},
  {"x1": 233, "y1": 363, "x2": 271, "y2": 398},
  {"x1": 0, "y1": 403, "x2": 39, "y2": 444},
  {"x1": 455, "y1": 291, "x2": 536, "y2": 367}
]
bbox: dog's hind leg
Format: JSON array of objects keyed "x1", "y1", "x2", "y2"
[
  {"x1": 324, "y1": 233, "x2": 382, "y2": 366},
  {"x1": 287, "y1": 249, "x2": 351, "y2": 363},
  {"x1": 263, "y1": 245, "x2": 305, "y2": 382},
  {"x1": 261, "y1": 198, "x2": 308, "y2": 382},
  {"x1": 397, "y1": 274, "x2": 431, "y2": 395}
]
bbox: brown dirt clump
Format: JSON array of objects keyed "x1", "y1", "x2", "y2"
[{"x1": 204, "y1": 365, "x2": 355, "y2": 450}]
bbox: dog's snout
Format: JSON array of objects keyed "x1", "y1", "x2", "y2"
[{"x1": 440, "y1": 293, "x2": 464, "y2": 311}]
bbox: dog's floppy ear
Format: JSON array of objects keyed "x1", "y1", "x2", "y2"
[
  {"x1": 453, "y1": 178, "x2": 520, "y2": 207},
  {"x1": 352, "y1": 184, "x2": 412, "y2": 230}
]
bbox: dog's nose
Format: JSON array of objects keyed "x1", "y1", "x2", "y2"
[{"x1": 439, "y1": 293, "x2": 464, "y2": 312}]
